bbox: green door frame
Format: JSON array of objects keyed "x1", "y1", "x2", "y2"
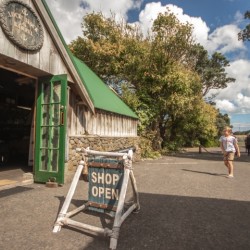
[{"x1": 34, "y1": 74, "x2": 67, "y2": 184}]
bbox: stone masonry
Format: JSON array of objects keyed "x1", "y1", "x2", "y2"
[{"x1": 64, "y1": 136, "x2": 140, "y2": 183}]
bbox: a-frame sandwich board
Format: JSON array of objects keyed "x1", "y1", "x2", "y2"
[{"x1": 53, "y1": 148, "x2": 140, "y2": 250}]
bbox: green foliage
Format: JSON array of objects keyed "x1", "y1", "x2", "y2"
[
  {"x1": 234, "y1": 130, "x2": 250, "y2": 135},
  {"x1": 120, "y1": 84, "x2": 154, "y2": 135},
  {"x1": 139, "y1": 137, "x2": 161, "y2": 159},
  {"x1": 163, "y1": 101, "x2": 219, "y2": 149},
  {"x1": 69, "y1": 11, "x2": 234, "y2": 154},
  {"x1": 164, "y1": 141, "x2": 184, "y2": 152},
  {"x1": 216, "y1": 112, "x2": 231, "y2": 136},
  {"x1": 200, "y1": 138, "x2": 220, "y2": 148}
]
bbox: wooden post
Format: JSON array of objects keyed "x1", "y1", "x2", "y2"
[
  {"x1": 110, "y1": 166, "x2": 130, "y2": 249},
  {"x1": 53, "y1": 161, "x2": 84, "y2": 233},
  {"x1": 130, "y1": 170, "x2": 140, "y2": 212}
]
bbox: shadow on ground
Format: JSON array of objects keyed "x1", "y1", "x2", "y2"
[
  {"x1": 0, "y1": 186, "x2": 34, "y2": 198},
  {"x1": 181, "y1": 168, "x2": 227, "y2": 177},
  {"x1": 57, "y1": 192, "x2": 250, "y2": 250},
  {"x1": 171, "y1": 148, "x2": 250, "y2": 163}
]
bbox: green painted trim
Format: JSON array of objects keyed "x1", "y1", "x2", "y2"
[
  {"x1": 34, "y1": 75, "x2": 67, "y2": 184},
  {"x1": 34, "y1": 80, "x2": 42, "y2": 182}
]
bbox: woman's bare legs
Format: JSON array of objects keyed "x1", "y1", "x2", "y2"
[{"x1": 224, "y1": 160, "x2": 234, "y2": 177}]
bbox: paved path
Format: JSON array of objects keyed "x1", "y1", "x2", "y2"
[{"x1": 1, "y1": 148, "x2": 250, "y2": 250}]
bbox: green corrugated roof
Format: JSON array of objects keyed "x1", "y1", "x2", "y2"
[
  {"x1": 41, "y1": 0, "x2": 138, "y2": 119},
  {"x1": 71, "y1": 56, "x2": 138, "y2": 118}
]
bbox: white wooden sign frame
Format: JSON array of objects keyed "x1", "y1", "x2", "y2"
[{"x1": 52, "y1": 147, "x2": 140, "y2": 250}]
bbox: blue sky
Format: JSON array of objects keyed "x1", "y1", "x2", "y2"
[
  {"x1": 48, "y1": 0, "x2": 250, "y2": 131},
  {"x1": 151, "y1": 1, "x2": 248, "y2": 28}
]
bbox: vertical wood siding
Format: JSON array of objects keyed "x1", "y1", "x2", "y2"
[
  {"x1": 0, "y1": 0, "x2": 74, "y2": 82},
  {"x1": 68, "y1": 91, "x2": 137, "y2": 137}
]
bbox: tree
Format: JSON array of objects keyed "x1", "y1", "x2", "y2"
[
  {"x1": 69, "y1": 12, "x2": 144, "y2": 92},
  {"x1": 182, "y1": 101, "x2": 219, "y2": 147},
  {"x1": 238, "y1": 11, "x2": 250, "y2": 41},
  {"x1": 216, "y1": 112, "x2": 231, "y2": 136},
  {"x1": 123, "y1": 12, "x2": 208, "y2": 148},
  {"x1": 69, "y1": 11, "x2": 231, "y2": 152},
  {"x1": 189, "y1": 45, "x2": 235, "y2": 96}
]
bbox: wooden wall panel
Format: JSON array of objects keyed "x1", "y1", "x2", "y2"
[
  {"x1": 39, "y1": 30, "x2": 51, "y2": 73},
  {"x1": 0, "y1": 27, "x2": 15, "y2": 58},
  {"x1": 28, "y1": 50, "x2": 40, "y2": 69},
  {"x1": 67, "y1": 91, "x2": 137, "y2": 137},
  {"x1": 15, "y1": 47, "x2": 28, "y2": 64}
]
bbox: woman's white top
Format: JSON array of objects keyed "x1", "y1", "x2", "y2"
[{"x1": 219, "y1": 135, "x2": 237, "y2": 152}]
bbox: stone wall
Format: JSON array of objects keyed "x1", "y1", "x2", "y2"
[{"x1": 64, "y1": 135, "x2": 140, "y2": 183}]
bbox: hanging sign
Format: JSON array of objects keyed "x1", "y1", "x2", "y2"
[
  {"x1": 88, "y1": 158, "x2": 124, "y2": 213},
  {"x1": 0, "y1": 0, "x2": 44, "y2": 51}
]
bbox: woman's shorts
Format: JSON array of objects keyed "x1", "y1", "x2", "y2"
[{"x1": 224, "y1": 152, "x2": 235, "y2": 161}]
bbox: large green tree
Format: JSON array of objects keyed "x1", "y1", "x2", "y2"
[{"x1": 69, "y1": 11, "x2": 232, "y2": 152}]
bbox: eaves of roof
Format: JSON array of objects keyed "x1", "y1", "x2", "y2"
[
  {"x1": 71, "y1": 56, "x2": 138, "y2": 119},
  {"x1": 39, "y1": 0, "x2": 138, "y2": 119}
]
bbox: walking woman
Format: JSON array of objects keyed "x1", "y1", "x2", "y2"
[{"x1": 219, "y1": 126, "x2": 240, "y2": 178}]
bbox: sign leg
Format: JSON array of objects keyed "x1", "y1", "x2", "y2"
[
  {"x1": 53, "y1": 163, "x2": 84, "y2": 233},
  {"x1": 109, "y1": 168, "x2": 130, "y2": 249}
]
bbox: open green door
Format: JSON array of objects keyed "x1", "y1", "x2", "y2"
[{"x1": 34, "y1": 75, "x2": 67, "y2": 184}]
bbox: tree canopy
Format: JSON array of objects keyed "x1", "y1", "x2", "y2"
[{"x1": 69, "y1": 11, "x2": 234, "y2": 154}]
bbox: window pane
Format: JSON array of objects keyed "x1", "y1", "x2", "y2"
[
  {"x1": 42, "y1": 84, "x2": 51, "y2": 104},
  {"x1": 41, "y1": 127, "x2": 49, "y2": 148},
  {"x1": 51, "y1": 149, "x2": 59, "y2": 172},
  {"x1": 51, "y1": 127, "x2": 59, "y2": 148},
  {"x1": 40, "y1": 149, "x2": 49, "y2": 171},
  {"x1": 51, "y1": 104, "x2": 60, "y2": 126},
  {"x1": 52, "y1": 82, "x2": 61, "y2": 103},
  {"x1": 42, "y1": 104, "x2": 50, "y2": 126}
]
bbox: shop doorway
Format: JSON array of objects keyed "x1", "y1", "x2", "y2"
[{"x1": 0, "y1": 67, "x2": 35, "y2": 183}]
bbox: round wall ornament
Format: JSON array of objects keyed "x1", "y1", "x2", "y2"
[{"x1": 0, "y1": 0, "x2": 44, "y2": 51}]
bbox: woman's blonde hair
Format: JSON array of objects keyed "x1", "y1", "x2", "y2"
[{"x1": 223, "y1": 126, "x2": 232, "y2": 133}]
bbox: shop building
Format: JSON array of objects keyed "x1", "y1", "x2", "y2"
[{"x1": 0, "y1": 0, "x2": 139, "y2": 185}]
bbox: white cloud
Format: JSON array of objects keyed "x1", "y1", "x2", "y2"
[
  {"x1": 137, "y1": 2, "x2": 210, "y2": 45},
  {"x1": 234, "y1": 10, "x2": 244, "y2": 23},
  {"x1": 138, "y1": 2, "x2": 165, "y2": 35},
  {"x1": 213, "y1": 59, "x2": 250, "y2": 114},
  {"x1": 235, "y1": 93, "x2": 250, "y2": 110},
  {"x1": 46, "y1": 0, "x2": 86, "y2": 43},
  {"x1": 136, "y1": 3, "x2": 245, "y2": 56},
  {"x1": 205, "y1": 24, "x2": 245, "y2": 54},
  {"x1": 47, "y1": 1, "x2": 245, "y2": 55},
  {"x1": 46, "y1": 0, "x2": 142, "y2": 43},
  {"x1": 82, "y1": 0, "x2": 142, "y2": 20},
  {"x1": 216, "y1": 99, "x2": 236, "y2": 112}
]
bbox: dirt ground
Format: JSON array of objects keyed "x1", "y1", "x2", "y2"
[{"x1": 1, "y1": 146, "x2": 250, "y2": 250}]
